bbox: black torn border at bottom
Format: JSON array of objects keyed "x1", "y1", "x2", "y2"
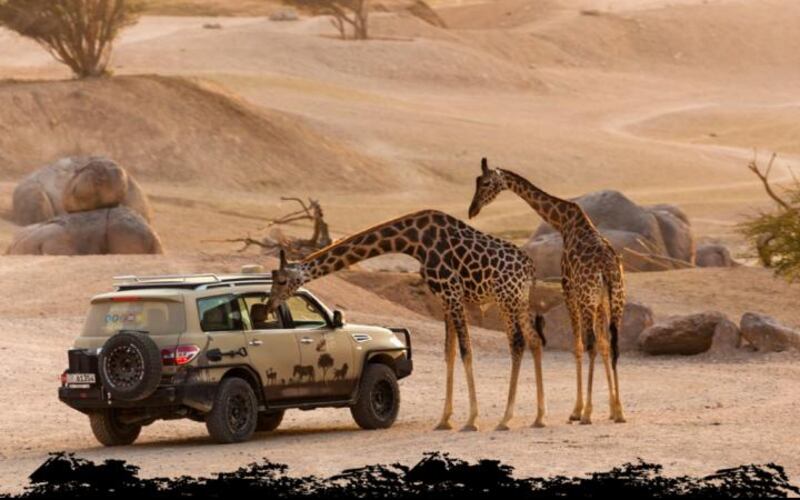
[{"x1": 4, "y1": 451, "x2": 799, "y2": 499}]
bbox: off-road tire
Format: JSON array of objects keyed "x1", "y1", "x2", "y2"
[
  {"x1": 89, "y1": 409, "x2": 142, "y2": 446},
  {"x1": 98, "y1": 331, "x2": 162, "y2": 401},
  {"x1": 255, "y1": 410, "x2": 285, "y2": 432},
  {"x1": 206, "y1": 377, "x2": 258, "y2": 444},
  {"x1": 351, "y1": 364, "x2": 400, "y2": 430}
]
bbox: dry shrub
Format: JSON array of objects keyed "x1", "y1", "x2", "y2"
[{"x1": 0, "y1": 0, "x2": 141, "y2": 78}]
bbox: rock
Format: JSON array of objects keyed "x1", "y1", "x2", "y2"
[
  {"x1": 6, "y1": 206, "x2": 163, "y2": 255},
  {"x1": 620, "y1": 302, "x2": 655, "y2": 352},
  {"x1": 542, "y1": 301, "x2": 653, "y2": 352},
  {"x1": 525, "y1": 190, "x2": 695, "y2": 277},
  {"x1": 638, "y1": 312, "x2": 726, "y2": 355},
  {"x1": 709, "y1": 318, "x2": 742, "y2": 352},
  {"x1": 739, "y1": 312, "x2": 800, "y2": 352},
  {"x1": 525, "y1": 229, "x2": 682, "y2": 279},
  {"x1": 648, "y1": 207, "x2": 694, "y2": 263},
  {"x1": 696, "y1": 244, "x2": 736, "y2": 267},
  {"x1": 269, "y1": 9, "x2": 299, "y2": 21},
  {"x1": 12, "y1": 156, "x2": 152, "y2": 225}
]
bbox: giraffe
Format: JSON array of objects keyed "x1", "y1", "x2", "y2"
[
  {"x1": 265, "y1": 209, "x2": 547, "y2": 431},
  {"x1": 468, "y1": 158, "x2": 626, "y2": 425}
]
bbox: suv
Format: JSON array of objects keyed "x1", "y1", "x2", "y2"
[{"x1": 58, "y1": 266, "x2": 412, "y2": 445}]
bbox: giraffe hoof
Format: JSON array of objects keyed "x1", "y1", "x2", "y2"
[
  {"x1": 434, "y1": 422, "x2": 453, "y2": 431},
  {"x1": 580, "y1": 417, "x2": 592, "y2": 425},
  {"x1": 614, "y1": 416, "x2": 627, "y2": 424},
  {"x1": 494, "y1": 423, "x2": 510, "y2": 432},
  {"x1": 568, "y1": 413, "x2": 581, "y2": 422},
  {"x1": 460, "y1": 424, "x2": 479, "y2": 432},
  {"x1": 531, "y1": 420, "x2": 545, "y2": 429}
]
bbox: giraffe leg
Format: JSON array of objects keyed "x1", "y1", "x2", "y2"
[
  {"x1": 496, "y1": 314, "x2": 524, "y2": 431},
  {"x1": 434, "y1": 315, "x2": 457, "y2": 431},
  {"x1": 530, "y1": 331, "x2": 546, "y2": 428},
  {"x1": 451, "y1": 305, "x2": 479, "y2": 432},
  {"x1": 581, "y1": 345, "x2": 596, "y2": 425},
  {"x1": 579, "y1": 306, "x2": 598, "y2": 425},
  {"x1": 566, "y1": 300, "x2": 583, "y2": 423},
  {"x1": 612, "y1": 364, "x2": 626, "y2": 423}
]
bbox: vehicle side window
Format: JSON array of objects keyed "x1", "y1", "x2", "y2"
[
  {"x1": 197, "y1": 295, "x2": 243, "y2": 332},
  {"x1": 285, "y1": 295, "x2": 328, "y2": 329},
  {"x1": 242, "y1": 294, "x2": 284, "y2": 330}
]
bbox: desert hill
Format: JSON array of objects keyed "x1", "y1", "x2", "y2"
[{"x1": 0, "y1": 75, "x2": 391, "y2": 192}]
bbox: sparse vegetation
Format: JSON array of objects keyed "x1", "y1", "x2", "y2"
[
  {"x1": 0, "y1": 0, "x2": 141, "y2": 78},
  {"x1": 738, "y1": 152, "x2": 800, "y2": 281},
  {"x1": 282, "y1": 0, "x2": 369, "y2": 40}
]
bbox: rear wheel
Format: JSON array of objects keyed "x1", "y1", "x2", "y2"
[
  {"x1": 206, "y1": 378, "x2": 258, "y2": 443},
  {"x1": 89, "y1": 409, "x2": 142, "y2": 446},
  {"x1": 351, "y1": 364, "x2": 400, "y2": 430},
  {"x1": 255, "y1": 410, "x2": 285, "y2": 432}
]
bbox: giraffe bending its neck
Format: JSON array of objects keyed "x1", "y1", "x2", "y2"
[
  {"x1": 469, "y1": 158, "x2": 626, "y2": 425},
  {"x1": 268, "y1": 209, "x2": 547, "y2": 431}
]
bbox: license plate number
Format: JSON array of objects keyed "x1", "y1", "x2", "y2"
[{"x1": 67, "y1": 373, "x2": 96, "y2": 385}]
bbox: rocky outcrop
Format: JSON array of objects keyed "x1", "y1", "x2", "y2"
[
  {"x1": 11, "y1": 157, "x2": 152, "y2": 225},
  {"x1": 739, "y1": 313, "x2": 800, "y2": 352},
  {"x1": 6, "y1": 207, "x2": 163, "y2": 255},
  {"x1": 696, "y1": 244, "x2": 737, "y2": 267},
  {"x1": 638, "y1": 312, "x2": 726, "y2": 355},
  {"x1": 524, "y1": 190, "x2": 695, "y2": 278}
]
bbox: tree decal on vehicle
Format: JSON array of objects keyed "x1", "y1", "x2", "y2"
[{"x1": 317, "y1": 354, "x2": 334, "y2": 382}]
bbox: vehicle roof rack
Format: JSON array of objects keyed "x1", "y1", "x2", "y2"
[{"x1": 113, "y1": 274, "x2": 222, "y2": 286}]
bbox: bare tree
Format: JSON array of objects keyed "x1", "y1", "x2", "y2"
[
  {"x1": 0, "y1": 0, "x2": 141, "y2": 78},
  {"x1": 210, "y1": 197, "x2": 333, "y2": 259},
  {"x1": 283, "y1": 0, "x2": 369, "y2": 40},
  {"x1": 738, "y1": 150, "x2": 800, "y2": 280}
]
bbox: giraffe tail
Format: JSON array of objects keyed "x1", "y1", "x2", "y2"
[
  {"x1": 603, "y1": 265, "x2": 624, "y2": 371},
  {"x1": 528, "y1": 272, "x2": 546, "y2": 347}
]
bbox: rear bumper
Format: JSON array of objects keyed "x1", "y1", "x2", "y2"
[{"x1": 58, "y1": 383, "x2": 216, "y2": 412}]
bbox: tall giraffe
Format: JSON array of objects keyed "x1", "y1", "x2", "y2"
[
  {"x1": 468, "y1": 158, "x2": 626, "y2": 424},
  {"x1": 266, "y1": 209, "x2": 547, "y2": 431}
]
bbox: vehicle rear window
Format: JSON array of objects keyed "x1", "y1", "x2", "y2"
[
  {"x1": 82, "y1": 300, "x2": 186, "y2": 337},
  {"x1": 197, "y1": 295, "x2": 244, "y2": 332}
]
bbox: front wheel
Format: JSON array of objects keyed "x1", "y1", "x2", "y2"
[
  {"x1": 351, "y1": 364, "x2": 400, "y2": 430},
  {"x1": 89, "y1": 409, "x2": 142, "y2": 446},
  {"x1": 206, "y1": 377, "x2": 258, "y2": 444}
]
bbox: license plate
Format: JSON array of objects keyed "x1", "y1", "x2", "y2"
[{"x1": 67, "y1": 373, "x2": 96, "y2": 385}]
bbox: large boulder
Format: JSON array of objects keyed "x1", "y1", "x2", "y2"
[
  {"x1": 525, "y1": 190, "x2": 694, "y2": 278},
  {"x1": 696, "y1": 244, "x2": 737, "y2": 267},
  {"x1": 6, "y1": 206, "x2": 163, "y2": 255},
  {"x1": 739, "y1": 313, "x2": 800, "y2": 352},
  {"x1": 11, "y1": 157, "x2": 152, "y2": 225},
  {"x1": 542, "y1": 301, "x2": 654, "y2": 352},
  {"x1": 638, "y1": 312, "x2": 726, "y2": 355}
]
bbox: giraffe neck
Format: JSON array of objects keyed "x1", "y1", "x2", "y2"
[
  {"x1": 297, "y1": 211, "x2": 432, "y2": 283},
  {"x1": 499, "y1": 169, "x2": 581, "y2": 232}
]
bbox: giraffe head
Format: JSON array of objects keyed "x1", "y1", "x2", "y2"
[
  {"x1": 266, "y1": 249, "x2": 306, "y2": 313},
  {"x1": 468, "y1": 157, "x2": 507, "y2": 218}
]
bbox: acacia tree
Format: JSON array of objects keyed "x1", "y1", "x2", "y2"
[
  {"x1": 0, "y1": 0, "x2": 141, "y2": 78},
  {"x1": 738, "y1": 151, "x2": 800, "y2": 281},
  {"x1": 283, "y1": 0, "x2": 369, "y2": 40}
]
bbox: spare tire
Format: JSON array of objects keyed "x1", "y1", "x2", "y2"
[{"x1": 98, "y1": 331, "x2": 162, "y2": 401}]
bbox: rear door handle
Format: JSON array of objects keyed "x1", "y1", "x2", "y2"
[
  {"x1": 249, "y1": 340, "x2": 263, "y2": 346},
  {"x1": 300, "y1": 337, "x2": 314, "y2": 344}
]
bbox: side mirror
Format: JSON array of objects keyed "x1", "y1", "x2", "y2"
[{"x1": 332, "y1": 310, "x2": 345, "y2": 328}]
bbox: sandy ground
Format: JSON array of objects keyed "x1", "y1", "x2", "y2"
[{"x1": 1, "y1": 0, "x2": 799, "y2": 493}]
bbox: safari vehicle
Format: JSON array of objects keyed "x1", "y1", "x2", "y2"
[{"x1": 58, "y1": 266, "x2": 412, "y2": 446}]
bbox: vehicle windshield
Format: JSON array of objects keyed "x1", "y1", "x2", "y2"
[{"x1": 82, "y1": 299, "x2": 186, "y2": 337}]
